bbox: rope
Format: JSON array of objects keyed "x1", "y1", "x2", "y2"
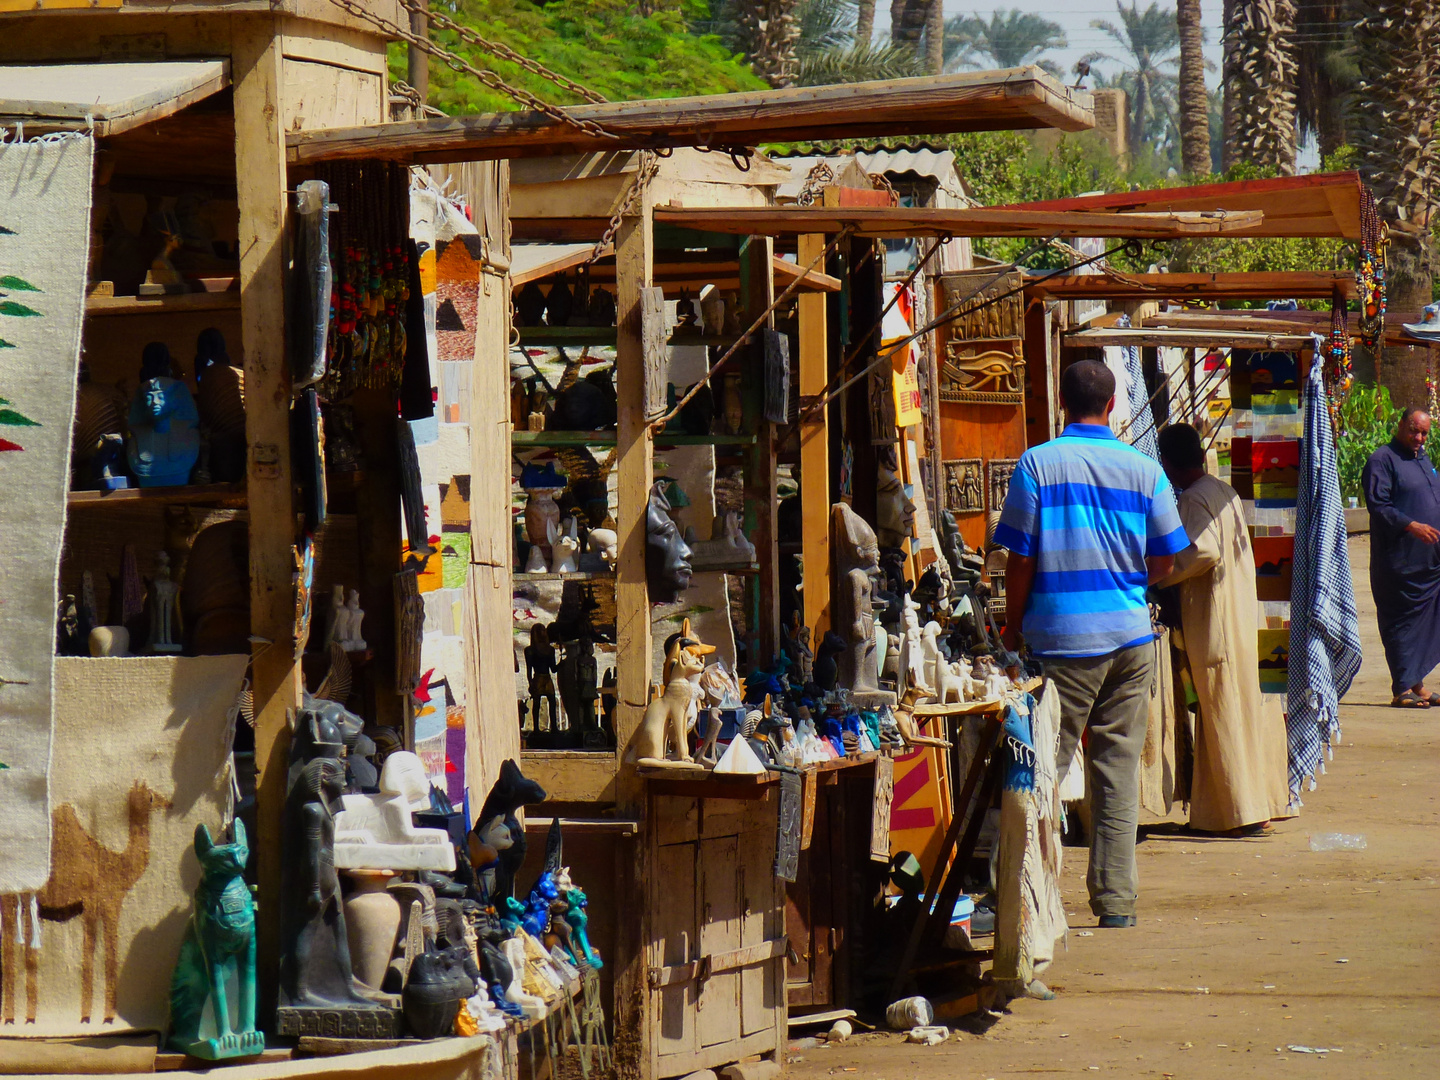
[
  {"x1": 649, "y1": 226, "x2": 857, "y2": 432},
  {"x1": 321, "y1": 0, "x2": 619, "y2": 142}
]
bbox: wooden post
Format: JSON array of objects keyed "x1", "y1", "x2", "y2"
[
  {"x1": 742, "y1": 234, "x2": 779, "y2": 663},
  {"x1": 407, "y1": 4, "x2": 430, "y2": 104},
  {"x1": 611, "y1": 185, "x2": 655, "y2": 1080},
  {"x1": 798, "y1": 234, "x2": 831, "y2": 639},
  {"x1": 232, "y1": 17, "x2": 298, "y2": 1019}
]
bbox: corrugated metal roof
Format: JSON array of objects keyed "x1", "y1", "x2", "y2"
[{"x1": 856, "y1": 148, "x2": 966, "y2": 199}]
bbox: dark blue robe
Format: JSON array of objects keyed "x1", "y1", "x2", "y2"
[{"x1": 1362, "y1": 439, "x2": 1440, "y2": 694}]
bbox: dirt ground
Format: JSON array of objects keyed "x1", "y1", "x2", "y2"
[{"x1": 787, "y1": 535, "x2": 1439, "y2": 1078}]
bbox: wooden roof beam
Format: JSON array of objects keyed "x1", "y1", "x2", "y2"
[
  {"x1": 1026, "y1": 270, "x2": 1358, "y2": 302},
  {"x1": 649, "y1": 205, "x2": 1264, "y2": 239},
  {"x1": 285, "y1": 68, "x2": 1093, "y2": 165}
]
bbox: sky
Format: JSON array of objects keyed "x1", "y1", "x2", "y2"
[{"x1": 937, "y1": 0, "x2": 1226, "y2": 90}]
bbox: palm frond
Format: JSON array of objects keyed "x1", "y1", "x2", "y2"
[{"x1": 796, "y1": 39, "x2": 925, "y2": 85}]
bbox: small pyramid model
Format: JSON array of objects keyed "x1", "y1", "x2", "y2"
[{"x1": 713, "y1": 733, "x2": 768, "y2": 775}]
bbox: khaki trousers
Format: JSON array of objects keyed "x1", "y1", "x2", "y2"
[{"x1": 1045, "y1": 642, "x2": 1155, "y2": 918}]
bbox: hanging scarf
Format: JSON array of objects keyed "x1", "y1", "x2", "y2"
[
  {"x1": 1287, "y1": 345, "x2": 1363, "y2": 802},
  {"x1": 1116, "y1": 315, "x2": 1159, "y2": 460}
]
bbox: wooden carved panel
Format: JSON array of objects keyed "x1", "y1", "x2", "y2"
[
  {"x1": 940, "y1": 342, "x2": 1026, "y2": 404},
  {"x1": 870, "y1": 754, "x2": 894, "y2": 862},
  {"x1": 988, "y1": 458, "x2": 1019, "y2": 512},
  {"x1": 774, "y1": 769, "x2": 802, "y2": 881},
  {"x1": 640, "y1": 285, "x2": 669, "y2": 421},
  {"x1": 940, "y1": 269, "x2": 1025, "y2": 341},
  {"x1": 943, "y1": 457, "x2": 984, "y2": 514}
]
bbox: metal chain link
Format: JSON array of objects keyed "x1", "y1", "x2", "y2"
[
  {"x1": 322, "y1": 0, "x2": 619, "y2": 142},
  {"x1": 589, "y1": 150, "x2": 663, "y2": 263},
  {"x1": 400, "y1": 0, "x2": 609, "y2": 105},
  {"x1": 796, "y1": 162, "x2": 834, "y2": 207}
]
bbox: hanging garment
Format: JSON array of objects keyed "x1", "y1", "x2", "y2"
[{"x1": 1287, "y1": 350, "x2": 1362, "y2": 800}]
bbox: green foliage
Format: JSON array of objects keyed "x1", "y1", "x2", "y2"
[
  {"x1": 389, "y1": 0, "x2": 765, "y2": 114},
  {"x1": 1336, "y1": 383, "x2": 1400, "y2": 498},
  {"x1": 790, "y1": 0, "x2": 924, "y2": 86},
  {"x1": 942, "y1": 10, "x2": 1067, "y2": 76}
]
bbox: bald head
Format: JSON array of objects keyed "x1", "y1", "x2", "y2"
[{"x1": 1398, "y1": 408, "x2": 1431, "y2": 454}]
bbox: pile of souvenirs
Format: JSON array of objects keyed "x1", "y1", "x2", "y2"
[
  {"x1": 626, "y1": 497, "x2": 1031, "y2": 774},
  {"x1": 167, "y1": 664, "x2": 595, "y2": 1059}
]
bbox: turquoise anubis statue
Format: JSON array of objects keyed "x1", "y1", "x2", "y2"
[{"x1": 169, "y1": 820, "x2": 264, "y2": 1060}]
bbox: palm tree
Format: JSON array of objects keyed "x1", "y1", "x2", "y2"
[
  {"x1": 1295, "y1": 0, "x2": 1356, "y2": 160},
  {"x1": 856, "y1": 0, "x2": 876, "y2": 42},
  {"x1": 1176, "y1": 0, "x2": 1212, "y2": 174},
  {"x1": 890, "y1": 0, "x2": 928, "y2": 57},
  {"x1": 943, "y1": 9, "x2": 1068, "y2": 76},
  {"x1": 731, "y1": 0, "x2": 803, "y2": 87},
  {"x1": 1082, "y1": 2, "x2": 1181, "y2": 154},
  {"x1": 793, "y1": 0, "x2": 925, "y2": 84},
  {"x1": 1223, "y1": 0, "x2": 1299, "y2": 174},
  {"x1": 1350, "y1": 0, "x2": 1440, "y2": 404}
]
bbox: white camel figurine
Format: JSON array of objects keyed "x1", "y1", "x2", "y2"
[{"x1": 921, "y1": 622, "x2": 965, "y2": 704}]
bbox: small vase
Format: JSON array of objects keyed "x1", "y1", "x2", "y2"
[{"x1": 344, "y1": 869, "x2": 401, "y2": 990}]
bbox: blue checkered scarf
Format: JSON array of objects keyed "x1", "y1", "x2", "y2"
[
  {"x1": 1116, "y1": 316, "x2": 1159, "y2": 460},
  {"x1": 1287, "y1": 345, "x2": 1363, "y2": 802}
]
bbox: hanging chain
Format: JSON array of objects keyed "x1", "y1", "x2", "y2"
[
  {"x1": 322, "y1": 0, "x2": 619, "y2": 142},
  {"x1": 400, "y1": 0, "x2": 609, "y2": 105},
  {"x1": 589, "y1": 150, "x2": 664, "y2": 262},
  {"x1": 797, "y1": 162, "x2": 834, "y2": 207}
]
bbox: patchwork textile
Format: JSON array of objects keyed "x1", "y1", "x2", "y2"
[
  {"x1": 1287, "y1": 349, "x2": 1362, "y2": 800},
  {"x1": 1120, "y1": 333, "x2": 1160, "y2": 461},
  {"x1": 0, "y1": 133, "x2": 93, "y2": 892}
]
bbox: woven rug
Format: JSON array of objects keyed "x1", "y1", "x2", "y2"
[
  {"x1": 0, "y1": 655, "x2": 247, "y2": 1036},
  {"x1": 0, "y1": 133, "x2": 93, "y2": 893}
]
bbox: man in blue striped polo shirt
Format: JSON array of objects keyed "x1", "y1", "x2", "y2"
[{"x1": 996, "y1": 359, "x2": 1189, "y2": 928}]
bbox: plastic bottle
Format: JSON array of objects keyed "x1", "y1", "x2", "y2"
[
  {"x1": 1309, "y1": 833, "x2": 1367, "y2": 851},
  {"x1": 886, "y1": 995, "x2": 934, "y2": 1030}
]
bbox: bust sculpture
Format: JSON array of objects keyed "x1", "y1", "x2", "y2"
[
  {"x1": 645, "y1": 481, "x2": 693, "y2": 603},
  {"x1": 832, "y1": 503, "x2": 896, "y2": 708},
  {"x1": 127, "y1": 343, "x2": 200, "y2": 488},
  {"x1": 875, "y1": 459, "x2": 916, "y2": 550}
]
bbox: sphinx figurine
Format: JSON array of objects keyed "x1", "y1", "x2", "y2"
[
  {"x1": 127, "y1": 342, "x2": 200, "y2": 488},
  {"x1": 645, "y1": 481, "x2": 694, "y2": 604},
  {"x1": 277, "y1": 708, "x2": 400, "y2": 1037},
  {"x1": 832, "y1": 503, "x2": 896, "y2": 708}
]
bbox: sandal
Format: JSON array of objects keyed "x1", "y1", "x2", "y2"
[
  {"x1": 1427, "y1": 692, "x2": 1440, "y2": 707},
  {"x1": 1393, "y1": 691, "x2": 1431, "y2": 708}
]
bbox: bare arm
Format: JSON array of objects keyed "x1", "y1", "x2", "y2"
[
  {"x1": 1146, "y1": 555, "x2": 1175, "y2": 583},
  {"x1": 1001, "y1": 553, "x2": 1037, "y2": 652}
]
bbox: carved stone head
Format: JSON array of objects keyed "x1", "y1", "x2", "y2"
[
  {"x1": 875, "y1": 461, "x2": 916, "y2": 549},
  {"x1": 646, "y1": 481, "x2": 693, "y2": 602},
  {"x1": 832, "y1": 502, "x2": 879, "y2": 574}
]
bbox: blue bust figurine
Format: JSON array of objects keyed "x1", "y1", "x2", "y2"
[{"x1": 127, "y1": 342, "x2": 200, "y2": 487}]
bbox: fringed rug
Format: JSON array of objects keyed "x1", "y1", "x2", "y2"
[
  {"x1": 0, "y1": 133, "x2": 92, "y2": 893},
  {"x1": 1, "y1": 655, "x2": 247, "y2": 1035}
]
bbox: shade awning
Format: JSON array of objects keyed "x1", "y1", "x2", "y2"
[
  {"x1": 1026, "y1": 270, "x2": 1358, "y2": 302},
  {"x1": 285, "y1": 67, "x2": 1093, "y2": 165},
  {"x1": 649, "y1": 205, "x2": 1263, "y2": 239},
  {"x1": 0, "y1": 60, "x2": 230, "y2": 137},
  {"x1": 509, "y1": 244, "x2": 840, "y2": 293},
  {"x1": 995, "y1": 172, "x2": 1365, "y2": 240}
]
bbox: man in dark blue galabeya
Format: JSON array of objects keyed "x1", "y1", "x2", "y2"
[
  {"x1": 1362, "y1": 407, "x2": 1440, "y2": 708},
  {"x1": 996, "y1": 360, "x2": 1189, "y2": 928}
]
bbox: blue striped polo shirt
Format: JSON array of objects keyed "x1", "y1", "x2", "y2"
[{"x1": 994, "y1": 424, "x2": 1189, "y2": 658}]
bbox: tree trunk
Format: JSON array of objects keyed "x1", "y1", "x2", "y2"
[
  {"x1": 1221, "y1": 0, "x2": 1240, "y2": 169},
  {"x1": 1130, "y1": 77, "x2": 1149, "y2": 163},
  {"x1": 737, "y1": 0, "x2": 802, "y2": 88},
  {"x1": 925, "y1": 0, "x2": 944, "y2": 76},
  {"x1": 856, "y1": 0, "x2": 876, "y2": 45},
  {"x1": 1177, "y1": 0, "x2": 1212, "y2": 174},
  {"x1": 1353, "y1": 0, "x2": 1440, "y2": 405},
  {"x1": 1229, "y1": 0, "x2": 1299, "y2": 174},
  {"x1": 890, "y1": 0, "x2": 927, "y2": 56}
]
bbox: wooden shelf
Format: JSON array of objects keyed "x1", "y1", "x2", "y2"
[
  {"x1": 516, "y1": 326, "x2": 741, "y2": 348},
  {"x1": 512, "y1": 430, "x2": 756, "y2": 448},
  {"x1": 514, "y1": 569, "x2": 615, "y2": 582},
  {"x1": 68, "y1": 481, "x2": 247, "y2": 507},
  {"x1": 689, "y1": 561, "x2": 759, "y2": 575},
  {"x1": 85, "y1": 292, "x2": 241, "y2": 316}
]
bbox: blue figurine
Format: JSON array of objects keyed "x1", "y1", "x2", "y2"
[
  {"x1": 565, "y1": 887, "x2": 602, "y2": 970},
  {"x1": 521, "y1": 872, "x2": 559, "y2": 938},
  {"x1": 127, "y1": 342, "x2": 199, "y2": 487}
]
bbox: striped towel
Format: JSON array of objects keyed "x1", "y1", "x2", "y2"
[{"x1": 1287, "y1": 345, "x2": 1363, "y2": 801}]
